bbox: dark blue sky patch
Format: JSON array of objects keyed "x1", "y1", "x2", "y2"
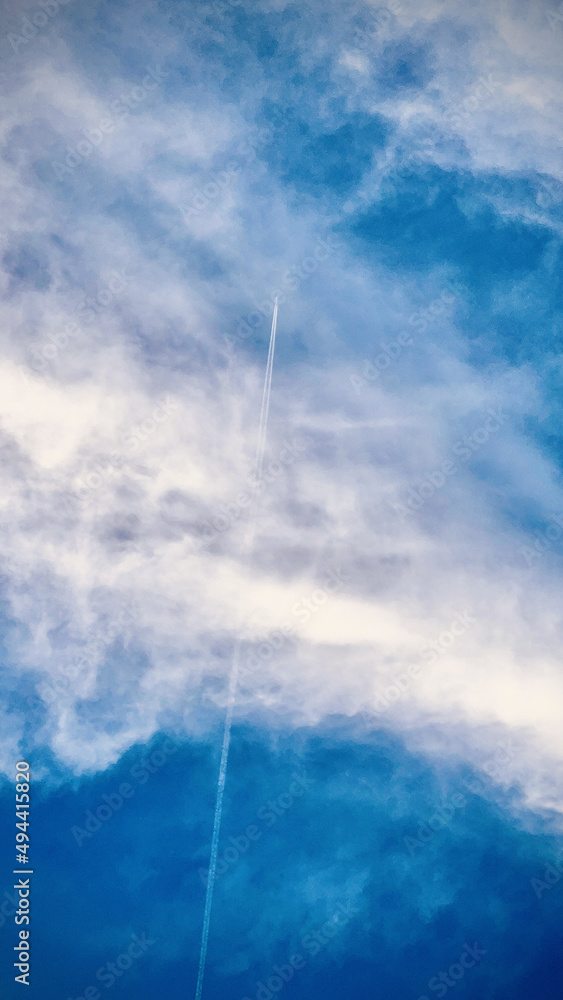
[
  {"x1": 3, "y1": 243, "x2": 52, "y2": 292},
  {"x1": 3, "y1": 724, "x2": 561, "y2": 1000},
  {"x1": 260, "y1": 111, "x2": 389, "y2": 198},
  {"x1": 376, "y1": 40, "x2": 435, "y2": 95},
  {"x1": 352, "y1": 166, "x2": 550, "y2": 284}
]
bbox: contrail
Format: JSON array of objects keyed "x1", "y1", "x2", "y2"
[
  {"x1": 254, "y1": 297, "x2": 278, "y2": 484},
  {"x1": 194, "y1": 298, "x2": 279, "y2": 1000}
]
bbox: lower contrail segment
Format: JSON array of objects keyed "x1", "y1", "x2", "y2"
[{"x1": 194, "y1": 298, "x2": 279, "y2": 1000}]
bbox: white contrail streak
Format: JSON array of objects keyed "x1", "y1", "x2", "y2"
[
  {"x1": 194, "y1": 298, "x2": 279, "y2": 1000},
  {"x1": 255, "y1": 297, "x2": 278, "y2": 484}
]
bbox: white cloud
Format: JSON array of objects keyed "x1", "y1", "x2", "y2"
[{"x1": 0, "y1": 0, "x2": 562, "y2": 834}]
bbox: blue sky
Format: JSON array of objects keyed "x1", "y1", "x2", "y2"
[{"x1": 1, "y1": 0, "x2": 563, "y2": 997}]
